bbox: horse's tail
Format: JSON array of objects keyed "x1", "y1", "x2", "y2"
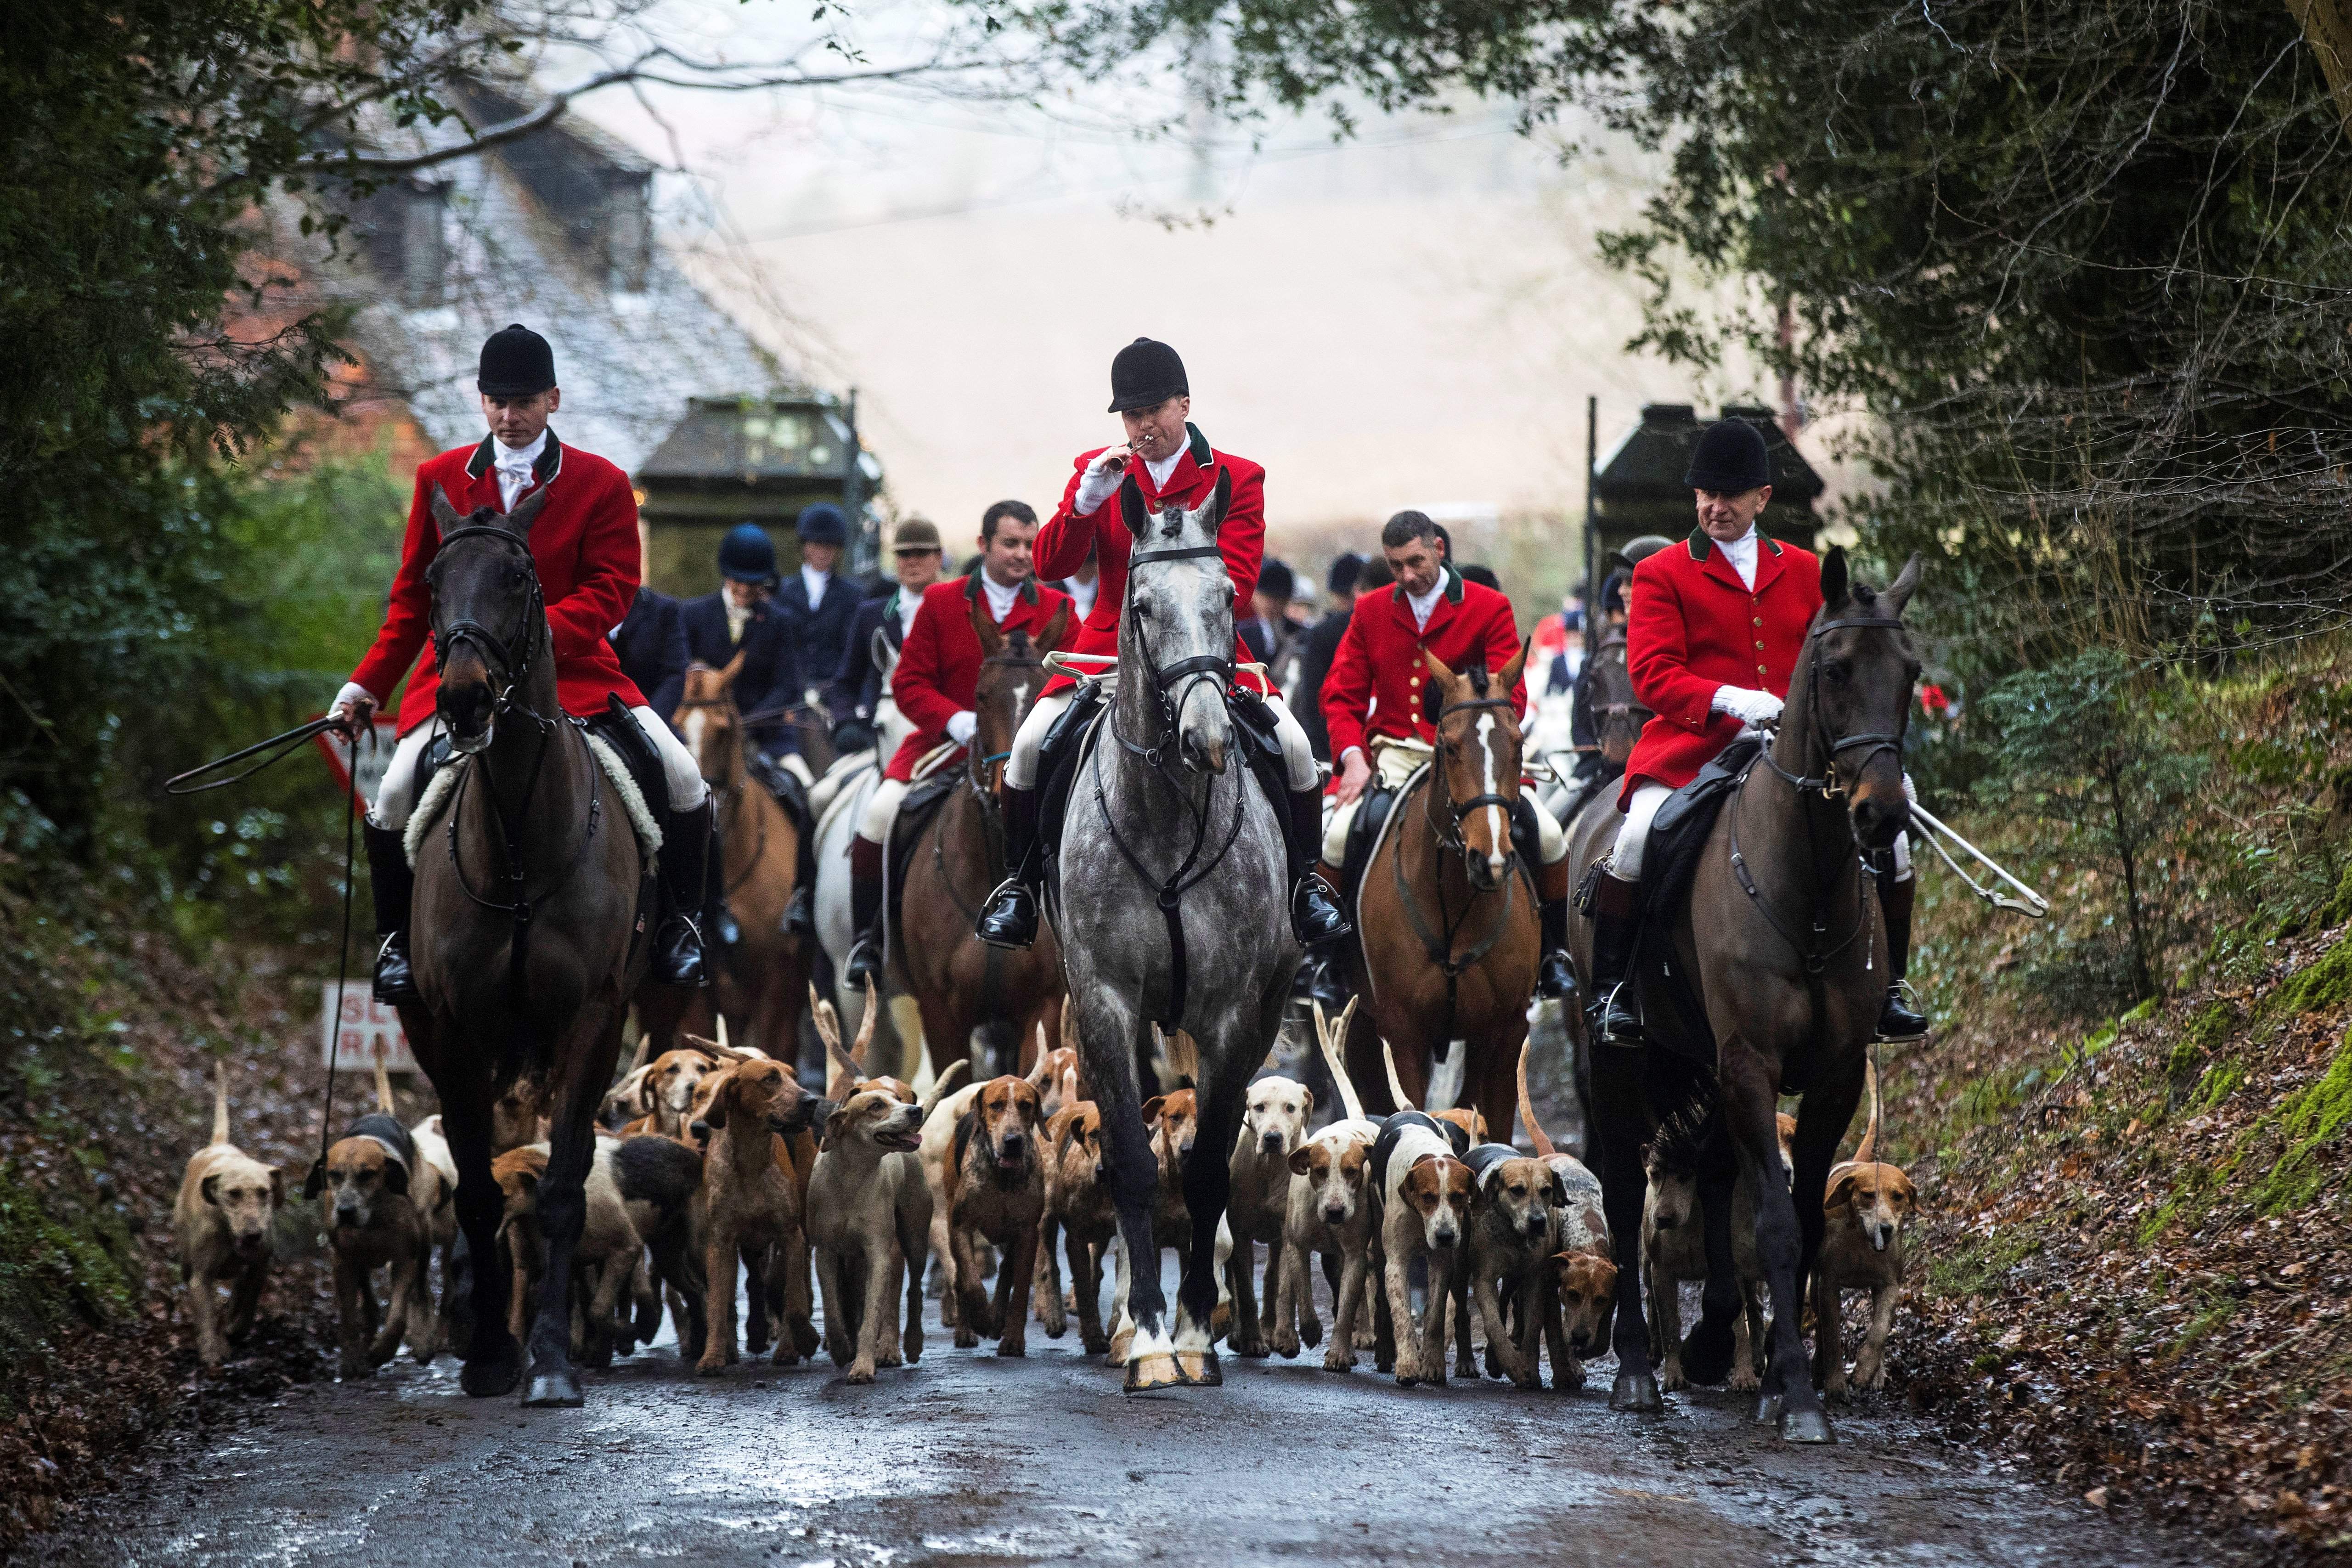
[
  {"x1": 1312, "y1": 997, "x2": 1365, "y2": 1123},
  {"x1": 374, "y1": 1054, "x2": 395, "y2": 1115},
  {"x1": 212, "y1": 1058, "x2": 231, "y2": 1147},
  {"x1": 1380, "y1": 1035, "x2": 1416, "y2": 1113},
  {"x1": 1516, "y1": 1040, "x2": 1556, "y2": 1158},
  {"x1": 1644, "y1": 1082, "x2": 1718, "y2": 1174},
  {"x1": 1855, "y1": 1055, "x2": 1880, "y2": 1164}
]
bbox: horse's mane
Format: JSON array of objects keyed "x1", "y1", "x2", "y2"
[
  {"x1": 1465, "y1": 662, "x2": 1491, "y2": 697},
  {"x1": 1642, "y1": 1086, "x2": 1718, "y2": 1174}
]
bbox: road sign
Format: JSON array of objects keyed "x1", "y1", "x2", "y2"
[
  {"x1": 320, "y1": 981, "x2": 416, "y2": 1074},
  {"x1": 314, "y1": 716, "x2": 403, "y2": 809}
]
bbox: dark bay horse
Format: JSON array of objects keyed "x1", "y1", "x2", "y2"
[
  {"x1": 1342, "y1": 645, "x2": 1539, "y2": 1134},
  {"x1": 893, "y1": 597, "x2": 1070, "y2": 1078},
  {"x1": 1569, "y1": 548, "x2": 1920, "y2": 1442},
  {"x1": 1057, "y1": 473, "x2": 1296, "y2": 1391},
  {"x1": 398, "y1": 486, "x2": 652, "y2": 1406}
]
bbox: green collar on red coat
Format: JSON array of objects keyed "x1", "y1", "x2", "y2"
[
  {"x1": 465, "y1": 428, "x2": 565, "y2": 488},
  {"x1": 961, "y1": 570, "x2": 1040, "y2": 608},
  {"x1": 1685, "y1": 525, "x2": 1782, "y2": 563},
  {"x1": 1390, "y1": 563, "x2": 1466, "y2": 609}
]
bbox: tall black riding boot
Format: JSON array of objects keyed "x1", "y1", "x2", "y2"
[
  {"x1": 843, "y1": 834, "x2": 888, "y2": 988},
  {"x1": 1584, "y1": 874, "x2": 1643, "y2": 1046},
  {"x1": 976, "y1": 784, "x2": 1043, "y2": 949},
  {"x1": 1535, "y1": 856, "x2": 1577, "y2": 1001},
  {"x1": 782, "y1": 818, "x2": 818, "y2": 937},
  {"x1": 1287, "y1": 787, "x2": 1351, "y2": 947},
  {"x1": 653, "y1": 797, "x2": 714, "y2": 988},
  {"x1": 363, "y1": 822, "x2": 419, "y2": 1004},
  {"x1": 1876, "y1": 868, "x2": 1929, "y2": 1040}
]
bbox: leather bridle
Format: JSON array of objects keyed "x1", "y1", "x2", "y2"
[
  {"x1": 1112, "y1": 541, "x2": 1234, "y2": 770},
  {"x1": 1761, "y1": 613, "x2": 1912, "y2": 798},
  {"x1": 1426, "y1": 693, "x2": 1522, "y2": 866},
  {"x1": 430, "y1": 524, "x2": 554, "y2": 739}
]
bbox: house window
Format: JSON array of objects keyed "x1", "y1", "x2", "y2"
[{"x1": 400, "y1": 181, "x2": 448, "y2": 309}]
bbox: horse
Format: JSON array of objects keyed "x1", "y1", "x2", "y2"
[
  {"x1": 1545, "y1": 627, "x2": 1650, "y2": 829},
  {"x1": 1055, "y1": 472, "x2": 1297, "y2": 1390},
  {"x1": 1339, "y1": 645, "x2": 1539, "y2": 1136},
  {"x1": 813, "y1": 633, "x2": 919, "y2": 1078},
  {"x1": 891, "y1": 597, "x2": 1071, "y2": 1079},
  {"x1": 661, "y1": 655, "x2": 809, "y2": 1058},
  {"x1": 396, "y1": 485, "x2": 651, "y2": 1406},
  {"x1": 1567, "y1": 548, "x2": 1920, "y2": 1442}
]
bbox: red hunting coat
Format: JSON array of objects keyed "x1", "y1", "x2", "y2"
[
  {"x1": 348, "y1": 433, "x2": 646, "y2": 734},
  {"x1": 1031, "y1": 423, "x2": 1270, "y2": 699},
  {"x1": 886, "y1": 573, "x2": 1073, "y2": 782},
  {"x1": 1620, "y1": 528, "x2": 1823, "y2": 807},
  {"x1": 1320, "y1": 566, "x2": 1526, "y2": 764}
]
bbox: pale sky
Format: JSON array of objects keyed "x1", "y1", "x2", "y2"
[{"x1": 566, "y1": 2, "x2": 1788, "y2": 550}]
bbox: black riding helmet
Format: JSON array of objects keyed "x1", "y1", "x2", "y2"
[{"x1": 718, "y1": 522, "x2": 778, "y2": 586}]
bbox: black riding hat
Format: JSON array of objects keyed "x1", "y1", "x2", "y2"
[
  {"x1": 1684, "y1": 418, "x2": 1771, "y2": 493},
  {"x1": 478, "y1": 323, "x2": 556, "y2": 397},
  {"x1": 1109, "y1": 338, "x2": 1188, "y2": 413}
]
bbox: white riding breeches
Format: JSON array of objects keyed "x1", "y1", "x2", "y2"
[
  {"x1": 1006, "y1": 688, "x2": 1320, "y2": 793},
  {"x1": 1321, "y1": 752, "x2": 1567, "y2": 867},
  {"x1": 1612, "y1": 773, "x2": 1915, "y2": 883},
  {"x1": 368, "y1": 707, "x2": 706, "y2": 832},
  {"x1": 857, "y1": 776, "x2": 910, "y2": 844}
]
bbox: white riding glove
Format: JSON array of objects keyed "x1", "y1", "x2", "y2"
[
  {"x1": 1072, "y1": 448, "x2": 1128, "y2": 516},
  {"x1": 946, "y1": 710, "x2": 978, "y2": 746},
  {"x1": 1710, "y1": 686, "x2": 1783, "y2": 729},
  {"x1": 331, "y1": 681, "x2": 377, "y2": 722}
]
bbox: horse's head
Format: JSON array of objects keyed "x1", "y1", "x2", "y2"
[
  {"x1": 1797, "y1": 548, "x2": 1923, "y2": 852},
  {"x1": 1119, "y1": 472, "x2": 1236, "y2": 776},
  {"x1": 1422, "y1": 641, "x2": 1530, "y2": 892},
  {"x1": 423, "y1": 485, "x2": 551, "y2": 753},
  {"x1": 1588, "y1": 632, "x2": 1649, "y2": 770},
  {"x1": 969, "y1": 595, "x2": 1070, "y2": 796},
  {"x1": 675, "y1": 654, "x2": 746, "y2": 788}
]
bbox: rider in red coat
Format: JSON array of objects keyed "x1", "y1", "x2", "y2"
[
  {"x1": 839, "y1": 503, "x2": 1072, "y2": 986},
  {"x1": 972, "y1": 338, "x2": 1348, "y2": 954},
  {"x1": 1313, "y1": 510, "x2": 1578, "y2": 1003},
  {"x1": 328, "y1": 325, "x2": 715, "y2": 999},
  {"x1": 1585, "y1": 418, "x2": 1924, "y2": 1045}
]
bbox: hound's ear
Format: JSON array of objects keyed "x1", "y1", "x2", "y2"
[
  {"x1": 1888, "y1": 1168, "x2": 1918, "y2": 1209},
  {"x1": 1035, "y1": 601, "x2": 1072, "y2": 658},
  {"x1": 1287, "y1": 1146, "x2": 1315, "y2": 1177},
  {"x1": 516, "y1": 1168, "x2": 539, "y2": 1194},
  {"x1": 970, "y1": 592, "x2": 1006, "y2": 657},
  {"x1": 201, "y1": 1173, "x2": 223, "y2": 1207},
  {"x1": 1496, "y1": 636, "x2": 1530, "y2": 697},
  {"x1": 638, "y1": 1075, "x2": 658, "y2": 1114},
  {"x1": 1824, "y1": 1169, "x2": 1861, "y2": 1211},
  {"x1": 1119, "y1": 475, "x2": 1151, "y2": 539},
  {"x1": 1142, "y1": 1095, "x2": 1168, "y2": 1126},
  {"x1": 504, "y1": 484, "x2": 551, "y2": 538},
  {"x1": 1019, "y1": 1084, "x2": 1043, "y2": 1125},
  {"x1": 429, "y1": 485, "x2": 466, "y2": 535},
  {"x1": 701, "y1": 1085, "x2": 730, "y2": 1130},
  {"x1": 1299, "y1": 1086, "x2": 1314, "y2": 1115},
  {"x1": 267, "y1": 1167, "x2": 286, "y2": 1205},
  {"x1": 1882, "y1": 552, "x2": 1923, "y2": 620},
  {"x1": 821, "y1": 1106, "x2": 852, "y2": 1153},
  {"x1": 1421, "y1": 648, "x2": 1458, "y2": 690},
  {"x1": 1820, "y1": 546, "x2": 1850, "y2": 612},
  {"x1": 1056, "y1": 1114, "x2": 1084, "y2": 1157},
  {"x1": 383, "y1": 1159, "x2": 409, "y2": 1197}
]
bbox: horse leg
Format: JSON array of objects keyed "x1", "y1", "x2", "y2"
[
  {"x1": 1172, "y1": 1066, "x2": 1241, "y2": 1386},
  {"x1": 524, "y1": 1020, "x2": 620, "y2": 1407},
  {"x1": 1092, "y1": 998, "x2": 1178, "y2": 1391},
  {"x1": 440, "y1": 1077, "x2": 520, "y2": 1398},
  {"x1": 1721, "y1": 1038, "x2": 1834, "y2": 1443},
  {"x1": 1469, "y1": 1022, "x2": 1527, "y2": 1155},
  {"x1": 1680, "y1": 1120, "x2": 1745, "y2": 1386},
  {"x1": 916, "y1": 993, "x2": 973, "y2": 1090},
  {"x1": 1589, "y1": 1047, "x2": 1662, "y2": 1413}
]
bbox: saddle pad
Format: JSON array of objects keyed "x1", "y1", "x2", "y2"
[{"x1": 403, "y1": 732, "x2": 661, "y2": 869}]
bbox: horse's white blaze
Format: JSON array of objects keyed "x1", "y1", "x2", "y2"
[
  {"x1": 680, "y1": 706, "x2": 707, "y2": 760},
  {"x1": 1477, "y1": 713, "x2": 1509, "y2": 876},
  {"x1": 1011, "y1": 678, "x2": 1030, "y2": 716}
]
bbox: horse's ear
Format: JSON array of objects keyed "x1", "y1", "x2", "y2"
[
  {"x1": 504, "y1": 485, "x2": 551, "y2": 538},
  {"x1": 1034, "y1": 601, "x2": 1072, "y2": 658},
  {"x1": 969, "y1": 592, "x2": 1005, "y2": 657},
  {"x1": 1204, "y1": 467, "x2": 1233, "y2": 533},
  {"x1": 429, "y1": 485, "x2": 466, "y2": 536},
  {"x1": 1496, "y1": 636, "x2": 1530, "y2": 696},
  {"x1": 719, "y1": 647, "x2": 748, "y2": 688},
  {"x1": 1119, "y1": 475, "x2": 1151, "y2": 539},
  {"x1": 1820, "y1": 546, "x2": 1850, "y2": 611},
  {"x1": 1882, "y1": 552, "x2": 1923, "y2": 619},
  {"x1": 1421, "y1": 648, "x2": 1459, "y2": 690}
]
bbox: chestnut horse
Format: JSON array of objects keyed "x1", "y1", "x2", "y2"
[
  {"x1": 1340, "y1": 643, "x2": 1539, "y2": 1134},
  {"x1": 891, "y1": 597, "x2": 1071, "y2": 1077}
]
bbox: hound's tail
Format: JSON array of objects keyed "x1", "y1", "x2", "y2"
[
  {"x1": 212, "y1": 1059, "x2": 231, "y2": 1147},
  {"x1": 1855, "y1": 1056, "x2": 1881, "y2": 1165},
  {"x1": 1516, "y1": 1040, "x2": 1556, "y2": 1158},
  {"x1": 1311, "y1": 997, "x2": 1365, "y2": 1122},
  {"x1": 1380, "y1": 1035, "x2": 1417, "y2": 1113},
  {"x1": 374, "y1": 1053, "x2": 395, "y2": 1115},
  {"x1": 919, "y1": 1058, "x2": 971, "y2": 1115}
]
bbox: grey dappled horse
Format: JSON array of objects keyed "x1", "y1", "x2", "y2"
[{"x1": 1056, "y1": 472, "x2": 1298, "y2": 1390}]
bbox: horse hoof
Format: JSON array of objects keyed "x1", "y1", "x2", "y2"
[
  {"x1": 1175, "y1": 1349, "x2": 1222, "y2": 1386},
  {"x1": 460, "y1": 1342, "x2": 523, "y2": 1399},
  {"x1": 1753, "y1": 1393, "x2": 1785, "y2": 1426},
  {"x1": 1125, "y1": 1352, "x2": 1182, "y2": 1392},
  {"x1": 1680, "y1": 1321, "x2": 1737, "y2": 1386},
  {"x1": 522, "y1": 1367, "x2": 584, "y2": 1408},
  {"x1": 1779, "y1": 1407, "x2": 1835, "y2": 1444},
  {"x1": 1610, "y1": 1369, "x2": 1664, "y2": 1413}
]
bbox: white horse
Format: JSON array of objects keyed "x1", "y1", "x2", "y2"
[{"x1": 812, "y1": 632, "x2": 922, "y2": 1078}]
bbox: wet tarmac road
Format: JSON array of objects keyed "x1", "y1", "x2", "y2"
[{"x1": 24, "y1": 1266, "x2": 2218, "y2": 1568}]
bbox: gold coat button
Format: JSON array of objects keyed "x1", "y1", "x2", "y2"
[{"x1": 1757, "y1": 664, "x2": 1769, "y2": 675}]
